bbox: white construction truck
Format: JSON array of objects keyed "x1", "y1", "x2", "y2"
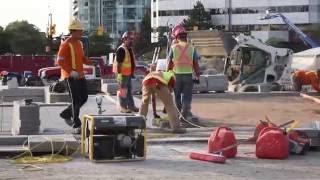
[{"x1": 224, "y1": 34, "x2": 294, "y2": 92}]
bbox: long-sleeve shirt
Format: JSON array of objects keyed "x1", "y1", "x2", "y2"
[{"x1": 57, "y1": 37, "x2": 92, "y2": 79}]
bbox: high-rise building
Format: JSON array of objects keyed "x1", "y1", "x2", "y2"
[
  {"x1": 151, "y1": 0, "x2": 320, "y2": 32},
  {"x1": 71, "y1": 0, "x2": 151, "y2": 39}
]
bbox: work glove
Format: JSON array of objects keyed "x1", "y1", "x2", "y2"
[
  {"x1": 70, "y1": 70, "x2": 80, "y2": 79},
  {"x1": 116, "y1": 74, "x2": 122, "y2": 83}
]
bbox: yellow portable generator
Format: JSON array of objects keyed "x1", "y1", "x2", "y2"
[{"x1": 81, "y1": 114, "x2": 146, "y2": 162}]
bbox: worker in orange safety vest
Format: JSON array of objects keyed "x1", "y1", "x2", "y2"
[
  {"x1": 291, "y1": 69, "x2": 320, "y2": 92},
  {"x1": 113, "y1": 31, "x2": 139, "y2": 113},
  {"x1": 167, "y1": 26, "x2": 201, "y2": 121},
  {"x1": 57, "y1": 19, "x2": 93, "y2": 134}
]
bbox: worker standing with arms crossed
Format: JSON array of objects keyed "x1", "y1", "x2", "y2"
[
  {"x1": 291, "y1": 69, "x2": 320, "y2": 92},
  {"x1": 57, "y1": 19, "x2": 93, "y2": 133},
  {"x1": 167, "y1": 26, "x2": 201, "y2": 121},
  {"x1": 139, "y1": 71, "x2": 186, "y2": 133},
  {"x1": 113, "y1": 31, "x2": 139, "y2": 113}
]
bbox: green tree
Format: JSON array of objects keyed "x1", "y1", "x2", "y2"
[
  {"x1": 88, "y1": 31, "x2": 112, "y2": 57},
  {"x1": 0, "y1": 26, "x2": 11, "y2": 54},
  {"x1": 5, "y1": 21, "x2": 46, "y2": 55},
  {"x1": 183, "y1": 1, "x2": 212, "y2": 30},
  {"x1": 134, "y1": 12, "x2": 152, "y2": 57}
]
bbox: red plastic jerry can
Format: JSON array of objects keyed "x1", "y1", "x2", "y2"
[
  {"x1": 208, "y1": 127, "x2": 237, "y2": 158},
  {"x1": 256, "y1": 127, "x2": 289, "y2": 159}
]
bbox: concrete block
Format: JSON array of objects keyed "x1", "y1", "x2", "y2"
[
  {"x1": 101, "y1": 78, "x2": 117, "y2": 84},
  {"x1": 0, "y1": 87, "x2": 45, "y2": 102},
  {"x1": 101, "y1": 83, "x2": 118, "y2": 95},
  {"x1": 206, "y1": 74, "x2": 228, "y2": 92},
  {"x1": 12, "y1": 101, "x2": 41, "y2": 135},
  {"x1": 193, "y1": 76, "x2": 208, "y2": 93},
  {"x1": 87, "y1": 79, "x2": 101, "y2": 94},
  {"x1": 0, "y1": 135, "x2": 28, "y2": 146},
  {"x1": 28, "y1": 134, "x2": 79, "y2": 153}
]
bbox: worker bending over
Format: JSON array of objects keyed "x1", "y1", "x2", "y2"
[
  {"x1": 291, "y1": 69, "x2": 320, "y2": 92},
  {"x1": 139, "y1": 71, "x2": 186, "y2": 133}
]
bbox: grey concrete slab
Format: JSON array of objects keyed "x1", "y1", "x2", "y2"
[{"x1": 28, "y1": 134, "x2": 79, "y2": 153}]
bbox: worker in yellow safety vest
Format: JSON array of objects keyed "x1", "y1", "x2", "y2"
[
  {"x1": 139, "y1": 71, "x2": 186, "y2": 133},
  {"x1": 113, "y1": 31, "x2": 139, "y2": 113},
  {"x1": 167, "y1": 26, "x2": 201, "y2": 121},
  {"x1": 57, "y1": 19, "x2": 93, "y2": 134}
]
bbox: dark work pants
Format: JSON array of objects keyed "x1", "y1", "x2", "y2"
[
  {"x1": 119, "y1": 75, "x2": 135, "y2": 109},
  {"x1": 174, "y1": 74, "x2": 193, "y2": 118},
  {"x1": 61, "y1": 78, "x2": 88, "y2": 128}
]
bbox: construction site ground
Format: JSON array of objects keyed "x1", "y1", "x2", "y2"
[{"x1": 0, "y1": 92, "x2": 320, "y2": 179}]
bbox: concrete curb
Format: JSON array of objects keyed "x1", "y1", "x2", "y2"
[{"x1": 193, "y1": 91, "x2": 300, "y2": 99}]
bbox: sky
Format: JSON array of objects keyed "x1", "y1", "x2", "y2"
[{"x1": 0, "y1": 0, "x2": 70, "y2": 34}]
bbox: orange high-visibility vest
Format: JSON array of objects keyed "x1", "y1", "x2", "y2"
[
  {"x1": 172, "y1": 42, "x2": 194, "y2": 74},
  {"x1": 113, "y1": 44, "x2": 132, "y2": 75}
]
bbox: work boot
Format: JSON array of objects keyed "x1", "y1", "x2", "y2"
[
  {"x1": 129, "y1": 106, "x2": 139, "y2": 112},
  {"x1": 60, "y1": 112, "x2": 73, "y2": 127},
  {"x1": 120, "y1": 107, "x2": 132, "y2": 113}
]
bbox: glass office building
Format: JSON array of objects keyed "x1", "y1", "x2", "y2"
[{"x1": 72, "y1": 0, "x2": 150, "y2": 38}]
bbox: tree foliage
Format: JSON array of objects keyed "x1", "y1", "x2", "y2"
[
  {"x1": 0, "y1": 26, "x2": 11, "y2": 54},
  {"x1": 134, "y1": 12, "x2": 152, "y2": 57},
  {"x1": 183, "y1": 1, "x2": 213, "y2": 30},
  {"x1": 88, "y1": 31, "x2": 112, "y2": 57},
  {"x1": 5, "y1": 21, "x2": 45, "y2": 55}
]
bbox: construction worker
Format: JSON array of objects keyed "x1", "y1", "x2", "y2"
[
  {"x1": 113, "y1": 31, "x2": 139, "y2": 113},
  {"x1": 167, "y1": 26, "x2": 201, "y2": 121},
  {"x1": 291, "y1": 69, "x2": 320, "y2": 92},
  {"x1": 139, "y1": 71, "x2": 186, "y2": 133},
  {"x1": 57, "y1": 19, "x2": 93, "y2": 133}
]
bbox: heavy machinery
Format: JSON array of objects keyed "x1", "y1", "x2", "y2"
[
  {"x1": 224, "y1": 34, "x2": 293, "y2": 92},
  {"x1": 261, "y1": 10, "x2": 320, "y2": 48}
]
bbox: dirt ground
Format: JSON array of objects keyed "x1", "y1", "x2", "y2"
[{"x1": 192, "y1": 95, "x2": 320, "y2": 127}]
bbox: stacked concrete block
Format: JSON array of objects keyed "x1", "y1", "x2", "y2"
[
  {"x1": 11, "y1": 100, "x2": 40, "y2": 135},
  {"x1": 0, "y1": 87, "x2": 46, "y2": 102},
  {"x1": 44, "y1": 87, "x2": 70, "y2": 103},
  {"x1": 193, "y1": 75, "x2": 208, "y2": 93},
  {"x1": 87, "y1": 79, "x2": 101, "y2": 94},
  {"x1": 206, "y1": 74, "x2": 228, "y2": 92},
  {"x1": 101, "y1": 76, "x2": 144, "y2": 95},
  {"x1": 101, "y1": 82, "x2": 119, "y2": 95}
]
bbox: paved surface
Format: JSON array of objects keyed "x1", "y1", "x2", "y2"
[
  {"x1": 0, "y1": 92, "x2": 320, "y2": 179},
  {"x1": 1, "y1": 143, "x2": 320, "y2": 180}
]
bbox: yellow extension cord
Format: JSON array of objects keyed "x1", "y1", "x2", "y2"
[{"x1": 10, "y1": 136, "x2": 79, "y2": 171}]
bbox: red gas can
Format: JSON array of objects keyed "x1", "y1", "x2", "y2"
[
  {"x1": 208, "y1": 127, "x2": 237, "y2": 158},
  {"x1": 256, "y1": 127, "x2": 289, "y2": 159}
]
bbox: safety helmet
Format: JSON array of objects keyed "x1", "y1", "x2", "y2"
[
  {"x1": 68, "y1": 19, "x2": 84, "y2": 31},
  {"x1": 122, "y1": 31, "x2": 133, "y2": 39},
  {"x1": 172, "y1": 26, "x2": 187, "y2": 39}
]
